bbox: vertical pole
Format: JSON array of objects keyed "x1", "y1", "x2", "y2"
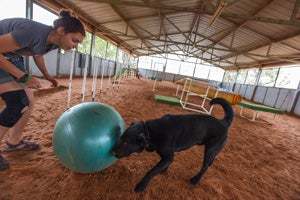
[
  {"x1": 91, "y1": 58, "x2": 99, "y2": 101},
  {"x1": 192, "y1": 58, "x2": 197, "y2": 78},
  {"x1": 81, "y1": 54, "x2": 89, "y2": 102},
  {"x1": 100, "y1": 41, "x2": 108, "y2": 93},
  {"x1": 108, "y1": 47, "x2": 119, "y2": 90},
  {"x1": 67, "y1": 50, "x2": 75, "y2": 109}
]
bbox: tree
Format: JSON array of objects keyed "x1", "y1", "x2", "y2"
[
  {"x1": 77, "y1": 32, "x2": 118, "y2": 61},
  {"x1": 78, "y1": 32, "x2": 91, "y2": 54},
  {"x1": 259, "y1": 68, "x2": 279, "y2": 86}
]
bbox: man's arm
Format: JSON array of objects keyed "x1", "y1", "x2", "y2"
[
  {"x1": 32, "y1": 55, "x2": 50, "y2": 77},
  {"x1": 33, "y1": 55, "x2": 58, "y2": 87},
  {"x1": 0, "y1": 33, "x2": 41, "y2": 89},
  {"x1": 0, "y1": 33, "x2": 25, "y2": 79}
]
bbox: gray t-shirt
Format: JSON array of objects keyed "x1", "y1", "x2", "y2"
[{"x1": 0, "y1": 18, "x2": 58, "y2": 59}]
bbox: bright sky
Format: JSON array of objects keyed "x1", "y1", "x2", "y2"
[{"x1": 0, "y1": 0, "x2": 57, "y2": 25}]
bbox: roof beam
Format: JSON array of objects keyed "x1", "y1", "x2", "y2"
[
  {"x1": 109, "y1": 4, "x2": 151, "y2": 50},
  {"x1": 201, "y1": 0, "x2": 275, "y2": 54},
  {"x1": 221, "y1": 31, "x2": 300, "y2": 60},
  {"x1": 79, "y1": 0, "x2": 300, "y2": 26},
  {"x1": 36, "y1": 0, "x2": 137, "y2": 53},
  {"x1": 222, "y1": 13, "x2": 300, "y2": 26},
  {"x1": 290, "y1": 0, "x2": 300, "y2": 21}
]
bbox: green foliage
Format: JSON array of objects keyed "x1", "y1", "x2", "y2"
[
  {"x1": 245, "y1": 69, "x2": 259, "y2": 85},
  {"x1": 236, "y1": 70, "x2": 247, "y2": 84},
  {"x1": 258, "y1": 68, "x2": 279, "y2": 86},
  {"x1": 77, "y1": 31, "x2": 118, "y2": 61},
  {"x1": 94, "y1": 37, "x2": 107, "y2": 58},
  {"x1": 106, "y1": 43, "x2": 117, "y2": 61},
  {"x1": 223, "y1": 71, "x2": 237, "y2": 83},
  {"x1": 78, "y1": 32, "x2": 91, "y2": 54}
]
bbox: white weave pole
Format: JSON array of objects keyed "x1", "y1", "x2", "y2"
[
  {"x1": 107, "y1": 63, "x2": 113, "y2": 90},
  {"x1": 67, "y1": 50, "x2": 75, "y2": 109},
  {"x1": 100, "y1": 42, "x2": 108, "y2": 94},
  {"x1": 112, "y1": 66, "x2": 120, "y2": 89},
  {"x1": 81, "y1": 54, "x2": 89, "y2": 102},
  {"x1": 112, "y1": 52, "x2": 123, "y2": 89},
  {"x1": 152, "y1": 70, "x2": 158, "y2": 91},
  {"x1": 108, "y1": 47, "x2": 119, "y2": 90},
  {"x1": 91, "y1": 58, "x2": 99, "y2": 102},
  {"x1": 99, "y1": 59, "x2": 104, "y2": 94}
]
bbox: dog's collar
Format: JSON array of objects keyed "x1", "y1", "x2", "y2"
[
  {"x1": 140, "y1": 121, "x2": 150, "y2": 141},
  {"x1": 138, "y1": 121, "x2": 151, "y2": 148}
]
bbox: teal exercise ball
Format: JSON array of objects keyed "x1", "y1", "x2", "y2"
[{"x1": 53, "y1": 102, "x2": 125, "y2": 173}]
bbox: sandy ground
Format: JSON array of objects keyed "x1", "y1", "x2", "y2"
[{"x1": 0, "y1": 76, "x2": 299, "y2": 200}]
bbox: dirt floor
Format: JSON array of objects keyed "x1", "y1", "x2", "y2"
[{"x1": 0, "y1": 76, "x2": 299, "y2": 200}]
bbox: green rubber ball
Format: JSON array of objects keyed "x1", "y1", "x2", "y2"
[{"x1": 53, "y1": 102, "x2": 125, "y2": 173}]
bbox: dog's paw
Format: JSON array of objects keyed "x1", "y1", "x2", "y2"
[
  {"x1": 190, "y1": 176, "x2": 200, "y2": 185},
  {"x1": 160, "y1": 168, "x2": 168, "y2": 174},
  {"x1": 134, "y1": 182, "x2": 147, "y2": 192}
]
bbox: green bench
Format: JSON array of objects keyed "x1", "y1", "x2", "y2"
[
  {"x1": 154, "y1": 95, "x2": 181, "y2": 105},
  {"x1": 237, "y1": 101, "x2": 285, "y2": 123}
]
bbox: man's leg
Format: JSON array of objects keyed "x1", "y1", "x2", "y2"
[
  {"x1": 0, "y1": 81, "x2": 24, "y2": 142},
  {"x1": 6, "y1": 86, "x2": 35, "y2": 145},
  {"x1": 0, "y1": 81, "x2": 27, "y2": 170}
]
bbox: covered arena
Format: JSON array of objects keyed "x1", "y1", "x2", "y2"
[{"x1": 0, "y1": 1, "x2": 299, "y2": 199}]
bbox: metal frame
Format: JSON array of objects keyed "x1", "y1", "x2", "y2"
[
  {"x1": 179, "y1": 78, "x2": 218, "y2": 114},
  {"x1": 238, "y1": 105, "x2": 281, "y2": 124}
]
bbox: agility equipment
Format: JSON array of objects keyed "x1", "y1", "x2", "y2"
[
  {"x1": 99, "y1": 59, "x2": 105, "y2": 94},
  {"x1": 175, "y1": 78, "x2": 241, "y2": 114},
  {"x1": 53, "y1": 102, "x2": 126, "y2": 173},
  {"x1": 81, "y1": 53, "x2": 89, "y2": 102},
  {"x1": 176, "y1": 78, "x2": 218, "y2": 114},
  {"x1": 176, "y1": 78, "x2": 241, "y2": 105},
  {"x1": 111, "y1": 67, "x2": 127, "y2": 82},
  {"x1": 154, "y1": 95, "x2": 181, "y2": 105},
  {"x1": 67, "y1": 50, "x2": 75, "y2": 109},
  {"x1": 91, "y1": 58, "x2": 100, "y2": 101},
  {"x1": 238, "y1": 101, "x2": 285, "y2": 123}
]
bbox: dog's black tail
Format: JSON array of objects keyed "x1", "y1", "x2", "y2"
[{"x1": 210, "y1": 98, "x2": 234, "y2": 126}]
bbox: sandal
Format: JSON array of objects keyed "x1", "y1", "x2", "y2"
[
  {"x1": 3, "y1": 140, "x2": 40, "y2": 152},
  {"x1": 0, "y1": 153, "x2": 9, "y2": 170}
]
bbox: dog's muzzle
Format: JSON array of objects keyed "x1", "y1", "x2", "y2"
[{"x1": 111, "y1": 151, "x2": 127, "y2": 158}]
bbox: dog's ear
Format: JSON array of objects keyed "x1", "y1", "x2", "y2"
[
  {"x1": 136, "y1": 132, "x2": 148, "y2": 144},
  {"x1": 135, "y1": 132, "x2": 149, "y2": 152},
  {"x1": 130, "y1": 122, "x2": 139, "y2": 127}
]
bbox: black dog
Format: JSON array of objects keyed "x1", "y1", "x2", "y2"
[{"x1": 112, "y1": 98, "x2": 234, "y2": 192}]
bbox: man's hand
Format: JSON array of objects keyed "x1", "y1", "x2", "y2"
[
  {"x1": 26, "y1": 77, "x2": 42, "y2": 89},
  {"x1": 45, "y1": 74, "x2": 58, "y2": 87},
  {"x1": 33, "y1": 55, "x2": 59, "y2": 87}
]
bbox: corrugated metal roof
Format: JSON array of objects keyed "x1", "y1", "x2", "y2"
[{"x1": 35, "y1": 0, "x2": 300, "y2": 70}]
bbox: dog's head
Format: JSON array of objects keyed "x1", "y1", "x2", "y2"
[{"x1": 111, "y1": 121, "x2": 149, "y2": 158}]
